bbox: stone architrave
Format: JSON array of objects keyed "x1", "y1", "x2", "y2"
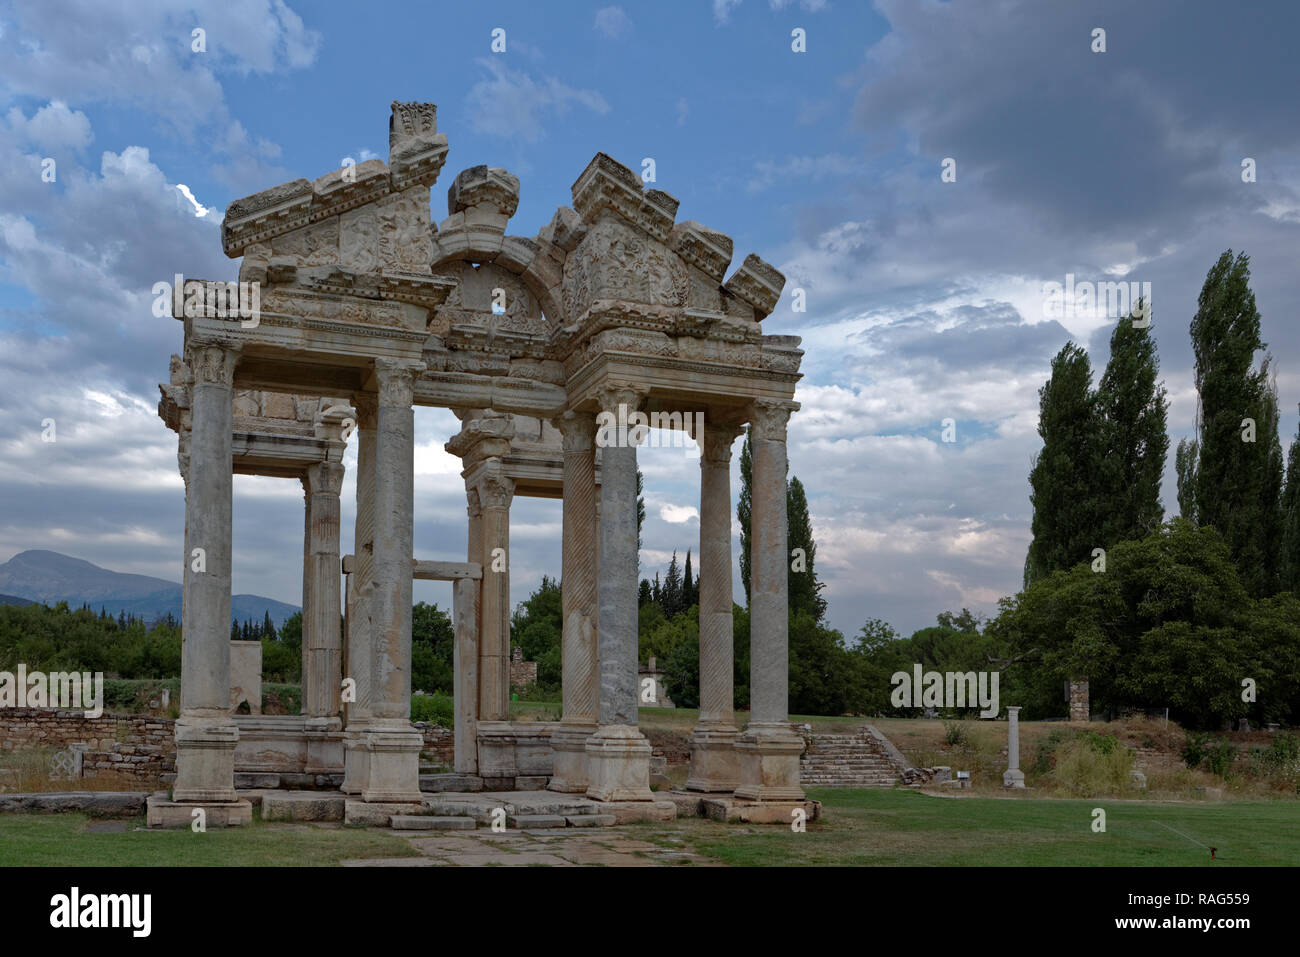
[
  {"x1": 174, "y1": 339, "x2": 241, "y2": 805},
  {"x1": 356, "y1": 358, "x2": 425, "y2": 803},
  {"x1": 585, "y1": 384, "x2": 654, "y2": 803},
  {"x1": 1004, "y1": 706, "x2": 1025, "y2": 788},
  {"x1": 734, "y1": 399, "x2": 805, "y2": 803},
  {"x1": 342, "y1": 393, "x2": 378, "y2": 795},
  {"x1": 687, "y1": 420, "x2": 744, "y2": 792},
  {"x1": 550, "y1": 410, "x2": 599, "y2": 792}
]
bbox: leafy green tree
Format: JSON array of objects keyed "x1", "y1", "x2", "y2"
[
  {"x1": 412, "y1": 602, "x2": 455, "y2": 693},
  {"x1": 1280, "y1": 408, "x2": 1300, "y2": 593},
  {"x1": 661, "y1": 551, "x2": 683, "y2": 619},
  {"x1": 1096, "y1": 306, "x2": 1168, "y2": 546},
  {"x1": 1025, "y1": 342, "x2": 1103, "y2": 585},
  {"x1": 509, "y1": 577, "x2": 562, "y2": 690}
]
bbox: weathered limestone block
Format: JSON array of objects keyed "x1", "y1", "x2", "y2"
[
  {"x1": 670, "y1": 221, "x2": 734, "y2": 282},
  {"x1": 388, "y1": 101, "x2": 449, "y2": 191},
  {"x1": 339, "y1": 204, "x2": 380, "y2": 273},
  {"x1": 723, "y1": 253, "x2": 786, "y2": 320},
  {"x1": 378, "y1": 186, "x2": 433, "y2": 272},
  {"x1": 448, "y1": 165, "x2": 520, "y2": 219},
  {"x1": 539, "y1": 205, "x2": 587, "y2": 253},
  {"x1": 562, "y1": 219, "x2": 688, "y2": 321},
  {"x1": 223, "y1": 179, "x2": 312, "y2": 256}
]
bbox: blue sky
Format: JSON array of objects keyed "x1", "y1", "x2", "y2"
[{"x1": 2, "y1": 0, "x2": 1299, "y2": 639}]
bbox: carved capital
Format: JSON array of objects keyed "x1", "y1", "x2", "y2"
[
  {"x1": 750, "y1": 399, "x2": 796, "y2": 442},
  {"x1": 374, "y1": 358, "x2": 425, "y2": 408},
  {"x1": 466, "y1": 485, "x2": 482, "y2": 521},
  {"x1": 351, "y1": 392, "x2": 379, "y2": 430},
  {"x1": 701, "y1": 422, "x2": 743, "y2": 466},
  {"x1": 474, "y1": 461, "x2": 515, "y2": 511},
  {"x1": 592, "y1": 380, "x2": 648, "y2": 416},
  {"x1": 184, "y1": 340, "x2": 240, "y2": 388},
  {"x1": 555, "y1": 410, "x2": 596, "y2": 454},
  {"x1": 306, "y1": 460, "x2": 345, "y2": 497}
]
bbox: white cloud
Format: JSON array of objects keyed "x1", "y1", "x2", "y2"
[
  {"x1": 465, "y1": 59, "x2": 610, "y2": 143},
  {"x1": 594, "y1": 6, "x2": 633, "y2": 38}
]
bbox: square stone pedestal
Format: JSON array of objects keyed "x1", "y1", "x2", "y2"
[
  {"x1": 304, "y1": 716, "x2": 344, "y2": 775},
  {"x1": 686, "y1": 725, "x2": 740, "y2": 792},
  {"x1": 356, "y1": 724, "x2": 423, "y2": 804},
  {"x1": 476, "y1": 720, "x2": 518, "y2": 781},
  {"x1": 734, "y1": 723, "x2": 805, "y2": 802},
  {"x1": 172, "y1": 717, "x2": 239, "y2": 803},
  {"x1": 701, "y1": 795, "x2": 821, "y2": 825},
  {"x1": 584, "y1": 724, "x2": 654, "y2": 803},
  {"x1": 548, "y1": 723, "x2": 596, "y2": 793},
  {"x1": 1003, "y1": 768, "x2": 1026, "y2": 788},
  {"x1": 146, "y1": 796, "x2": 252, "y2": 828}
]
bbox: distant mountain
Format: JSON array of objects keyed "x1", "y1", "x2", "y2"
[
  {"x1": 0, "y1": 593, "x2": 35, "y2": 607},
  {"x1": 0, "y1": 550, "x2": 298, "y2": 626}
]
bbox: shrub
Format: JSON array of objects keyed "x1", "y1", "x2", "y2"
[
  {"x1": 1204, "y1": 737, "x2": 1237, "y2": 778},
  {"x1": 942, "y1": 719, "x2": 970, "y2": 748},
  {"x1": 410, "y1": 692, "x2": 454, "y2": 728},
  {"x1": 1051, "y1": 735, "x2": 1135, "y2": 796},
  {"x1": 1181, "y1": 731, "x2": 1211, "y2": 769}
]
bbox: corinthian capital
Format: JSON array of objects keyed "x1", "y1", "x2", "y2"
[
  {"x1": 555, "y1": 410, "x2": 596, "y2": 454},
  {"x1": 185, "y1": 339, "x2": 240, "y2": 387},
  {"x1": 750, "y1": 398, "x2": 798, "y2": 442},
  {"x1": 592, "y1": 380, "x2": 648, "y2": 416},
  {"x1": 374, "y1": 358, "x2": 426, "y2": 408},
  {"x1": 474, "y1": 461, "x2": 515, "y2": 510},
  {"x1": 701, "y1": 422, "x2": 744, "y2": 466}
]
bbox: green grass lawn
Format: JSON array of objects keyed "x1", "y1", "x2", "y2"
[
  {"x1": 0, "y1": 812, "x2": 419, "y2": 867},
  {"x1": 671, "y1": 788, "x2": 1300, "y2": 866}
]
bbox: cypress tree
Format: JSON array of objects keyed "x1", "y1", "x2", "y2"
[
  {"x1": 1185, "y1": 250, "x2": 1283, "y2": 596},
  {"x1": 1096, "y1": 304, "x2": 1169, "y2": 546},
  {"x1": 662, "y1": 551, "x2": 683, "y2": 618},
  {"x1": 682, "y1": 550, "x2": 694, "y2": 609},
  {"x1": 1025, "y1": 342, "x2": 1103, "y2": 585}
]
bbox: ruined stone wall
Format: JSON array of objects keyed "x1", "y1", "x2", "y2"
[
  {"x1": 415, "y1": 722, "x2": 454, "y2": 766},
  {"x1": 0, "y1": 708, "x2": 174, "y2": 783}
]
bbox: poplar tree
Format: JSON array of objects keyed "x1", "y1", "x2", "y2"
[
  {"x1": 787, "y1": 476, "x2": 827, "y2": 621},
  {"x1": 1096, "y1": 304, "x2": 1169, "y2": 546},
  {"x1": 1183, "y1": 250, "x2": 1283, "y2": 596},
  {"x1": 1280, "y1": 409, "x2": 1300, "y2": 593},
  {"x1": 1025, "y1": 342, "x2": 1104, "y2": 585}
]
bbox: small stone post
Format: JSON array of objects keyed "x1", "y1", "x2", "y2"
[{"x1": 1003, "y1": 705, "x2": 1025, "y2": 788}]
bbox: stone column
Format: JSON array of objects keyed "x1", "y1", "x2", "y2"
[
  {"x1": 356, "y1": 358, "x2": 425, "y2": 803},
  {"x1": 342, "y1": 393, "x2": 378, "y2": 795},
  {"x1": 550, "y1": 410, "x2": 599, "y2": 792},
  {"x1": 735, "y1": 399, "x2": 804, "y2": 803},
  {"x1": 453, "y1": 488, "x2": 482, "y2": 774},
  {"x1": 473, "y1": 462, "x2": 515, "y2": 782},
  {"x1": 303, "y1": 460, "x2": 344, "y2": 719},
  {"x1": 687, "y1": 421, "x2": 743, "y2": 792},
  {"x1": 1069, "y1": 677, "x2": 1090, "y2": 722},
  {"x1": 1004, "y1": 706, "x2": 1025, "y2": 788},
  {"x1": 585, "y1": 384, "x2": 653, "y2": 802},
  {"x1": 174, "y1": 339, "x2": 240, "y2": 804}
]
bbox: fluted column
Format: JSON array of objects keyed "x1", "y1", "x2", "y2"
[
  {"x1": 549, "y1": 410, "x2": 599, "y2": 792},
  {"x1": 585, "y1": 383, "x2": 653, "y2": 802},
  {"x1": 356, "y1": 357, "x2": 424, "y2": 803},
  {"x1": 687, "y1": 420, "x2": 743, "y2": 792},
  {"x1": 174, "y1": 338, "x2": 240, "y2": 804},
  {"x1": 735, "y1": 398, "x2": 804, "y2": 802}
]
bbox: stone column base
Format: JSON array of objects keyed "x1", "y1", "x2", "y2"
[
  {"x1": 341, "y1": 729, "x2": 369, "y2": 795},
  {"x1": 304, "y1": 716, "x2": 344, "y2": 775},
  {"x1": 548, "y1": 722, "x2": 597, "y2": 793},
  {"x1": 686, "y1": 725, "x2": 740, "y2": 792},
  {"x1": 734, "y1": 723, "x2": 805, "y2": 802},
  {"x1": 147, "y1": 796, "x2": 251, "y2": 828},
  {"x1": 476, "y1": 720, "x2": 518, "y2": 780},
  {"x1": 1003, "y1": 768, "x2": 1026, "y2": 788},
  {"x1": 356, "y1": 724, "x2": 423, "y2": 803},
  {"x1": 584, "y1": 724, "x2": 654, "y2": 802},
  {"x1": 172, "y1": 717, "x2": 239, "y2": 803}
]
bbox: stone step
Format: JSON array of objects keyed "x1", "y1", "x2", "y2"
[
  {"x1": 507, "y1": 814, "x2": 567, "y2": 829},
  {"x1": 390, "y1": 815, "x2": 476, "y2": 830},
  {"x1": 565, "y1": 814, "x2": 617, "y2": 827}
]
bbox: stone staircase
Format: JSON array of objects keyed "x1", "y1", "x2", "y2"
[{"x1": 797, "y1": 725, "x2": 907, "y2": 788}]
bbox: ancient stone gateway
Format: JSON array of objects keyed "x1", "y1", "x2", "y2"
[{"x1": 152, "y1": 101, "x2": 807, "y2": 827}]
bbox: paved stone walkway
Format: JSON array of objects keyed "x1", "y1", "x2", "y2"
[{"x1": 338, "y1": 826, "x2": 721, "y2": 867}]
